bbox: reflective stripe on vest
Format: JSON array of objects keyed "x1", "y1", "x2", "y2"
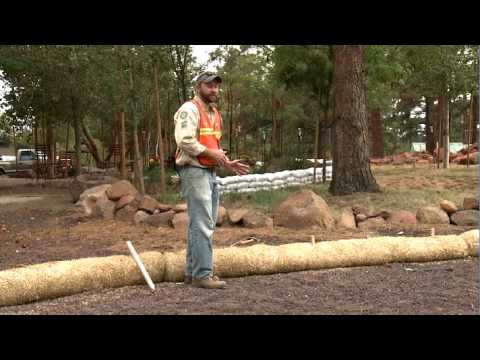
[{"x1": 192, "y1": 99, "x2": 222, "y2": 167}]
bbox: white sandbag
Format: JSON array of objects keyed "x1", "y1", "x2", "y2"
[
  {"x1": 265, "y1": 174, "x2": 276, "y2": 182},
  {"x1": 240, "y1": 175, "x2": 253, "y2": 183},
  {"x1": 236, "y1": 182, "x2": 250, "y2": 190},
  {"x1": 293, "y1": 170, "x2": 306, "y2": 178},
  {"x1": 228, "y1": 183, "x2": 240, "y2": 190},
  {"x1": 279, "y1": 171, "x2": 292, "y2": 179}
]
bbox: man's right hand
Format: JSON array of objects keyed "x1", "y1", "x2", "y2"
[{"x1": 203, "y1": 148, "x2": 228, "y2": 167}]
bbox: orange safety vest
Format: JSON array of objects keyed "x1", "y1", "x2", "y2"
[{"x1": 192, "y1": 99, "x2": 222, "y2": 167}]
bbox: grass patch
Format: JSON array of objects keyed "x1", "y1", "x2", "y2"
[{"x1": 221, "y1": 186, "x2": 304, "y2": 212}]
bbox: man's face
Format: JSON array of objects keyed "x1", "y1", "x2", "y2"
[{"x1": 197, "y1": 81, "x2": 220, "y2": 104}]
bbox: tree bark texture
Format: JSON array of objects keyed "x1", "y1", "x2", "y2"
[{"x1": 329, "y1": 45, "x2": 380, "y2": 196}]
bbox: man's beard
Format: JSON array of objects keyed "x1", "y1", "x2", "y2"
[{"x1": 199, "y1": 92, "x2": 217, "y2": 104}]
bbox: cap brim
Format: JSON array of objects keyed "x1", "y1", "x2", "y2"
[{"x1": 203, "y1": 75, "x2": 222, "y2": 84}]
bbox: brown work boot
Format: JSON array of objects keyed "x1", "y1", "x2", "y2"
[
  {"x1": 192, "y1": 276, "x2": 226, "y2": 289},
  {"x1": 184, "y1": 275, "x2": 193, "y2": 285}
]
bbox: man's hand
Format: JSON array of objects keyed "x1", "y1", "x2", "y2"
[
  {"x1": 224, "y1": 160, "x2": 250, "y2": 176},
  {"x1": 203, "y1": 148, "x2": 228, "y2": 167}
]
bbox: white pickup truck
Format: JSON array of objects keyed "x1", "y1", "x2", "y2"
[{"x1": 0, "y1": 149, "x2": 38, "y2": 175}]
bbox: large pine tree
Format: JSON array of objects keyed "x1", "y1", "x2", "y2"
[{"x1": 329, "y1": 45, "x2": 380, "y2": 195}]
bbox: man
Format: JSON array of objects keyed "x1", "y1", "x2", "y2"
[{"x1": 174, "y1": 72, "x2": 250, "y2": 289}]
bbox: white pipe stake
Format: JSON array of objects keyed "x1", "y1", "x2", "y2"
[{"x1": 126, "y1": 241, "x2": 156, "y2": 291}]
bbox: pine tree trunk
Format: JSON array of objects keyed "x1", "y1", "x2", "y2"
[
  {"x1": 432, "y1": 101, "x2": 441, "y2": 158},
  {"x1": 438, "y1": 93, "x2": 450, "y2": 169},
  {"x1": 313, "y1": 117, "x2": 320, "y2": 184},
  {"x1": 467, "y1": 96, "x2": 474, "y2": 167},
  {"x1": 369, "y1": 108, "x2": 384, "y2": 158},
  {"x1": 473, "y1": 93, "x2": 479, "y2": 144},
  {"x1": 119, "y1": 110, "x2": 127, "y2": 179},
  {"x1": 154, "y1": 63, "x2": 166, "y2": 195},
  {"x1": 71, "y1": 96, "x2": 82, "y2": 175},
  {"x1": 436, "y1": 101, "x2": 443, "y2": 168},
  {"x1": 321, "y1": 112, "x2": 329, "y2": 183},
  {"x1": 129, "y1": 61, "x2": 145, "y2": 194},
  {"x1": 46, "y1": 119, "x2": 55, "y2": 179},
  {"x1": 425, "y1": 97, "x2": 435, "y2": 154},
  {"x1": 12, "y1": 126, "x2": 17, "y2": 171},
  {"x1": 329, "y1": 45, "x2": 379, "y2": 196}
]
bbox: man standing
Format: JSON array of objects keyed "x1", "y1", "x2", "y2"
[{"x1": 174, "y1": 72, "x2": 250, "y2": 289}]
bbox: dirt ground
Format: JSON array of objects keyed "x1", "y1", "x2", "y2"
[
  {"x1": 0, "y1": 168, "x2": 478, "y2": 315},
  {"x1": 1, "y1": 258, "x2": 477, "y2": 315}
]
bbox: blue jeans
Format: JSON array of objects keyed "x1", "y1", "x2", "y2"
[{"x1": 178, "y1": 166, "x2": 219, "y2": 280}]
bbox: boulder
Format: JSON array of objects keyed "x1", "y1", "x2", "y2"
[
  {"x1": 69, "y1": 174, "x2": 118, "y2": 203},
  {"x1": 137, "y1": 195, "x2": 159, "y2": 214},
  {"x1": 387, "y1": 210, "x2": 417, "y2": 226},
  {"x1": 273, "y1": 190, "x2": 335, "y2": 230},
  {"x1": 337, "y1": 208, "x2": 357, "y2": 229},
  {"x1": 130, "y1": 192, "x2": 144, "y2": 209},
  {"x1": 76, "y1": 184, "x2": 112, "y2": 216},
  {"x1": 106, "y1": 180, "x2": 138, "y2": 201},
  {"x1": 115, "y1": 204, "x2": 138, "y2": 222},
  {"x1": 134, "y1": 210, "x2": 151, "y2": 225},
  {"x1": 450, "y1": 210, "x2": 479, "y2": 226},
  {"x1": 78, "y1": 196, "x2": 98, "y2": 217},
  {"x1": 144, "y1": 210, "x2": 175, "y2": 228},
  {"x1": 172, "y1": 212, "x2": 189, "y2": 230},
  {"x1": 243, "y1": 210, "x2": 273, "y2": 229},
  {"x1": 416, "y1": 207, "x2": 450, "y2": 224},
  {"x1": 156, "y1": 203, "x2": 173, "y2": 213},
  {"x1": 115, "y1": 195, "x2": 136, "y2": 212},
  {"x1": 358, "y1": 217, "x2": 387, "y2": 230},
  {"x1": 463, "y1": 197, "x2": 479, "y2": 211},
  {"x1": 439, "y1": 200, "x2": 458, "y2": 215},
  {"x1": 228, "y1": 208, "x2": 250, "y2": 225},
  {"x1": 77, "y1": 184, "x2": 112, "y2": 204},
  {"x1": 93, "y1": 196, "x2": 116, "y2": 220},
  {"x1": 216, "y1": 206, "x2": 227, "y2": 226},
  {"x1": 174, "y1": 203, "x2": 188, "y2": 213}
]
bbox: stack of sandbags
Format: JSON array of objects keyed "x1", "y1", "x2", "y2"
[{"x1": 217, "y1": 167, "x2": 332, "y2": 195}]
